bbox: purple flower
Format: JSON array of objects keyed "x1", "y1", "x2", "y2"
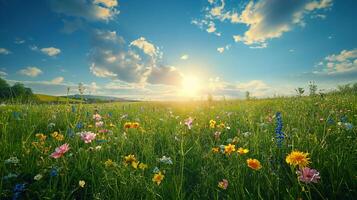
[
  {"x1": 184, "y1": 117, "x2": 193, "y2": 129},
  {"x1": 296, "y1": 167, "x2": 320, "y2": 183}
]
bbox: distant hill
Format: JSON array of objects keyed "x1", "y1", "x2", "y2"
[
  {"x1": 35, "y1": 94, "x2": 83, "y2": 103},
  {"x1": 64, "y1": 94, "x2": 139, "y2": 102}
]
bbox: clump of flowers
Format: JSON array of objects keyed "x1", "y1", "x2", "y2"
[
  {"x1": 237, "y1": 147, "x2": 249, "y2": 155},
  {"x1": 286, "y1": 150, "x2": 310, "y2": 168},
  {"x1": 152, "y1": 171, "x2": 165, "y2": 185},
  {"x1": 184, "y1": 117, "x2": 193, "y2": 129},
  {"x1": 247, "y1": 158, "x2": 262, "y2": 170},
  {"x1": 275, "y1": 112, "x2": 284, "y2": 147},
  {"x1": 50, "y1": 143, "x2": 70, "y2": 159},
  {"x1": 104, "y1": 159, "x2": 117, "y2": 168},
  {"x1": 80, "y1": 131, "x2": 96, "y2": 143},
  {"x1": 95, "y1": 121, "x2": 104, "y2": 127},
  {"x1": 36, "y1": 133, "x2": 47, "y2": 142},
  {"x1": 51, "y1": 131, "x2": 64, "y2": 141},
  {"x1": 218, "y1": 179, "x2": 228, "y2": 190},
  {"x1": 296, "y1": 167, "x2": 320, "y2": 183},
  {"x1": 123, "y1": 154, "x2": 147, "y2": 170},
  {"x1": 224, "y1": 144, "x2": 236, "y2": 155},
  {"x1": 123, "y1": 122, "x2": 140, "y2": 129}
]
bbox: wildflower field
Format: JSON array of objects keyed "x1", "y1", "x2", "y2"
[{"x1": 0, "y1": 94, "x2": 356, "y2": 200}]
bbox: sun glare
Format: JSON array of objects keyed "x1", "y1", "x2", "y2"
[{"x1": 180, "y1": 75, "x2": 201, "y2": 97}]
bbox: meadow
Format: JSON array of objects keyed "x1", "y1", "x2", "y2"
[{"x1": 0, "y1": 94, "x2": 356, "y2": 199}]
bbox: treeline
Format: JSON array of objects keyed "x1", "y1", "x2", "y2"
[{"x1": 0, "y1": 77, "x2": 36, "y2": 103}]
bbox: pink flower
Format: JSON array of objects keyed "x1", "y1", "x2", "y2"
[
  {"x1": 93, "y1": 114, "x2": 102, "y2": 121},
  {"x1": 184, "y1": 117, "x2": 193, "y2": 129},
  {"x1": 296, "y1": 167, "x2": 320, "y2": 183},
  {"x1": 80, "y1": 132, "x2": 96, "y2": 143},
  {"x1": 95, "y1": 121, "x2": 104, "y2": 127},
  {"x1": 50, "y1": 143, "x2": 70, "y2": 159},
  {"x1": 98, "y1": 129, "x2": 109, "y2": 133},
  {"x1": 218, "y1": 179, "x2": 228, "y2": 190}
]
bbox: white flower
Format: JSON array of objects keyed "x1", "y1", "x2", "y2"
[{"x1": 34, "y1": 174, "x2": 43, "y2": 181}]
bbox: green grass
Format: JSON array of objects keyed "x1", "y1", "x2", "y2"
[
  {"x1": 0, "y1": 94, "x2": 356, "y2": 199},
  {"x1": 35, "y1": 94, "x2": 83, "y2": 103}
]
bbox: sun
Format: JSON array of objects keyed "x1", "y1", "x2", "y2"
[{"x1": 180, "y1": 75, "x2": 201, "y2": 97}]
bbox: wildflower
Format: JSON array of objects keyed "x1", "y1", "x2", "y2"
[
  {"x1": 152, "y1": 171, "x2": 165, "y2": 185},
  {"x1": 76, "y1": 122, "x2": 83, "y2": 129},
  {"x1": 51, "y1": 131, "x2": 64, "y2": 141},
  {"x1": 80, "y1": 131, "x2": 96, "y2": 143},
  {"x1": 95, "y1": 121, "x2": 104, "y2": 127},
  {"x1": 132, "y1": 122, "x2": 140, "y2": 128},
  {"x1": 93, "y1": 113, "x2": 102, "y2": 121},
  {"x1": 50, "y1": 143, "x2": 70, "y2": 159},
  {"x1": 104, "y1": 159, "x2": 117, "y2": 168},
  {"x1": 124, "y1": 154, "x2": 137, "y2": 164},
  {"x1": 50, "y1": 168, "x2": 58, "y2": 177},
  {"x1": 139, "y1": 163, "x2": 148, "y2": 170},
  {"x1": 34, "y1": 174, "x2": 43, "y2": 181},
  {"x1": 242, "y1": 132, "x2": 251, "y2": 137},
  {"x1": 224, "y1": 144, "x2": 236, "y2": 155},
  {"x1": 237, "y1": 147, "x2": 249, "y2": 155},
  {"x1": 159, "y1": 156, "x2": 173, "y2": 165},
  {"x1": 344, "y1": 123, "x2": 353, "y2": 131},
  {"x1": 286, "y1": 151, "x2": 310, "y2": 168},
  {"x1": 211, "y1": 147, "x2": 219, "y2": 153},
  {"x1": 247, "y1": 158, "x2": 262, "y2": 170},
  {"x1": 109, "y1": 123, "x2": 115, "y2": 127},
  {"x1": 209, "y1": 120, "x2": 216, "y2": 128},
  {"x1": 152, "y1": 167, "x2": 160, "y2": 173},
  {"x1": 275, "y1": 112, "x2": 284, "y2": 147},
  {"x1": 297, "y1": 167, "x2": 320, "y2": 183},
  {"x1": 36, "y1": 133, "x2": 47, "y2": 141},
  {"x1": 5, "y1": 156, "x2": 19, "y2": 164},
  {"x1": 79, "y1": 180, "x2": 86, "y2": 188},
  {"x1": 218, "y1": 122, "x2": 225, "y2": 129},
  {"x1": 13, "y1": 183, "x2": 25, "y2": 200},
  {"x1": 218, "y1": 179, "x2": 228, "y2": 190},
  {"x1": 214, "y1": 131, "x2": 221, "y2": 140},
  {"x1": 124, "y1": 122, "x2": 132, "y2": 129},
  {"x1": 184, "y1": 117, "x2": 193, "y2": 129},
  {"x1": 95, "y1": 146, "x2": 102, "y2": 150},
  {"x1": 131, "y1": 161, "x2": 139, "y2": 169}
]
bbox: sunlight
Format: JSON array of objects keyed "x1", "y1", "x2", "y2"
[{"x1": 180, "y1": 75, "x2": 201, "y2": 97}]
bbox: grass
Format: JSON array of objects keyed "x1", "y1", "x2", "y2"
[
  {"x1": 0, "y1": 94, "x2": 356, "y2": 199},
  {"x1": 35, "y1": 94, "x2": 83, "y2": 103}
]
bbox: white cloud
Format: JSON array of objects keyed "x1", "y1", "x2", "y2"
[
  {"x1": 14, "y1": 38, "x2": 25, "y2": 44},
  {"x1": 0, "y1": 71, "x2": 8, "y2": 77},
  {"x1": 18, "y1": 67, "x2": 43, "y2": 77},
  {"x1": 89, "y1": 29, "x2": 183, "y2": 86},
  {"x1": 217, "y1": 47, "x2": 225, "y2": 53},
  {"x1": 236, "y1": 80, "x2": 270, "y2": 91},
  {"x1": 130, "y1": 37, "x2": 158, "y2": 57},
  {"x1": 29, "y1": 45, "x2": 39, "y2": 51},
  {"x1": 51, "y1": 76, "x2": 64, "y2": 84},
  {"x1": 314, "y1": 49, "x2": 357, "y2": 74},
  {"x1": 180, "y1": 54, "x2": 189, "y2": 60},
  {"x1": 41, "y1": 47, "x2": 61, "y2": 57},
  {"x1": 0, "y1": 48, "x2": 11, "y2": 55},
  {"x1": 51, "y1": 0, "x2": 119, "y2": 21}
]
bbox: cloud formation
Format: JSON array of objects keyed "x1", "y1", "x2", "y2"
[
  {"x1": 50, "y1": 0, "x2": 119, "y2": 21},
  {"x1": 0, "y1": 48, "x2": 11, "y2": 55},
  {"x1": 41, "y1": 47, "x2": 61, "y2": 56},
  {"x1": 194, "y1": 0, "x2": 333, "y2": 48},
  {"x1": 314, "y1": 49, "x2": 357, "y2": 74},
  {"x1": 18, "y1": 67, "x2": 43, "y2": 77},
  {"x1": 51, "y1": 76, "x2": 64, "y2": 84},
  {"x1": 89, "y1": 29, "x2": 183, "y2": 86},
  {"x1": 180, "y1": 54, "x2": 189, "y2": 60}
]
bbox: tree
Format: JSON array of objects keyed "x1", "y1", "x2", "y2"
[
  {"x1": 308, "y1": 81, "x2": 317, "y2": 96},
  {"x1": 245, "y1": 91, "x2": 250, "y2": 100},
  {"x1": 295, "y1": 87, "x2": 305, "y2": 97},
  {"x1": 0, "y1": 77, "x2": 10, "y2": 99}
]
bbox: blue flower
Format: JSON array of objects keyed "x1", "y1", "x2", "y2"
[
  {"x1": 340, "y1": 115, "x2": 348, "y2": 123},
  {"x1": 275, "y1": 112, "x2": 284, "y2": 147},
  {"x1": 13, "y1": 183, "x2": 25, "y2": 200},
  {"x1": 76, "y1": 122, "x2": 83, "y2": 129},
  {"x1": 344, "y1": 123, "x2": 353, "y2": 131},
  {"x1": 50, "y1": 168, "x2": 58, "y2": 177},
  {"x1": 327, "y1": 117, "x2": 334, "y2": 125}
]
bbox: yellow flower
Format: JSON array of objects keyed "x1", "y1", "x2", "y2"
[
  {"x1": 124, "y1": 154, "x2": 137, "y2": 164},
  {"x1": 124, "y1": 122, "x2": 132, "y2": 129},
  {"x1": 79, "y1": 180, "x2": 86, "y2": 188},
  {"x1": 247, "y1": 158, "x2": 262, "y2": 170},
  {"x1": 55, "y1": 134, "x2": 64, "y2": 141},
  {"x1": 36, "y1": 133, "x2": 47, "y2": 141},
  {"x1": 104, "y1": 159, "x2": 117, "y2": 167},
  {"x1": 88, "y1": 124, "x2": 93, "y2": 128},
  {"x1": 209, "y1": 120, "x2": 216, "y2": 128},
  {"x1": 152, "y1": 171, "x2": 164, "y2": 185},
  {"x1": 139, "y1": 163, "x2": 148, "y2": 170},
  {"x1": 237, "y1": 147, "x2": 249, "y2": 155},
  {"x1": 224, "y1": 144, "x2": 236, "y2": 155},
  {"x1": 131, "y1": 161, "x2": 139, "y2": 169},
  {"x1": 131, "y1": 122, "x2": 140, "y2": 129},
  {"x1": 51, "y1": 131, "x2": 58, "y2": 138},
  {"x1": 286, "y1": 151, "x2": 310, "y2": 168},
  {"x1": 109, "y1": 123, "x2": 115, "y2": 127},
  {"x1": 211, "y1": 147, "x2": 219, "y2": 153},
  {"x1": 218, "y1": 122, "x2": 225, "y2": 129}
]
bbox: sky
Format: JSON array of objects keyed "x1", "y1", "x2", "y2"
[{"x1": 0, "y1": 0, "x2": 356, "y2": 100}]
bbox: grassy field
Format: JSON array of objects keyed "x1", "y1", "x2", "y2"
[
  {"x1": 0, "y1": 94, "x2": 356, "y2": 199},
  {"x1": 35, "y1": 94, "x2": 83, "y2": 103}
]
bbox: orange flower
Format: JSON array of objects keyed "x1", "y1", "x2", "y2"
[
  {"x1": 224, "y1": 144, "x2": 236, "y2": 155},
  {"x1": 247, "y1": 158, "x2": 262, "y2": 170},
  {"x1": 124, "y1": 122, "x2": 132, "y2": 129},
  {"x1": 152, "y1": 171, "x2": 164, "y2": 185},
  {"x1": 131, "y1": 122, "x2": 140, "y2": 128},
  {"x1": 286, "y1": 151, "x2": 310, "y2": 168},
  {"x1": 211, "y1": 147, "x2": 219, "y2": 153}
]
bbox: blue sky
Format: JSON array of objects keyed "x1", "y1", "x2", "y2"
[{"x1": 0, "y1": 0, "x2": 356, "y2": 100}]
